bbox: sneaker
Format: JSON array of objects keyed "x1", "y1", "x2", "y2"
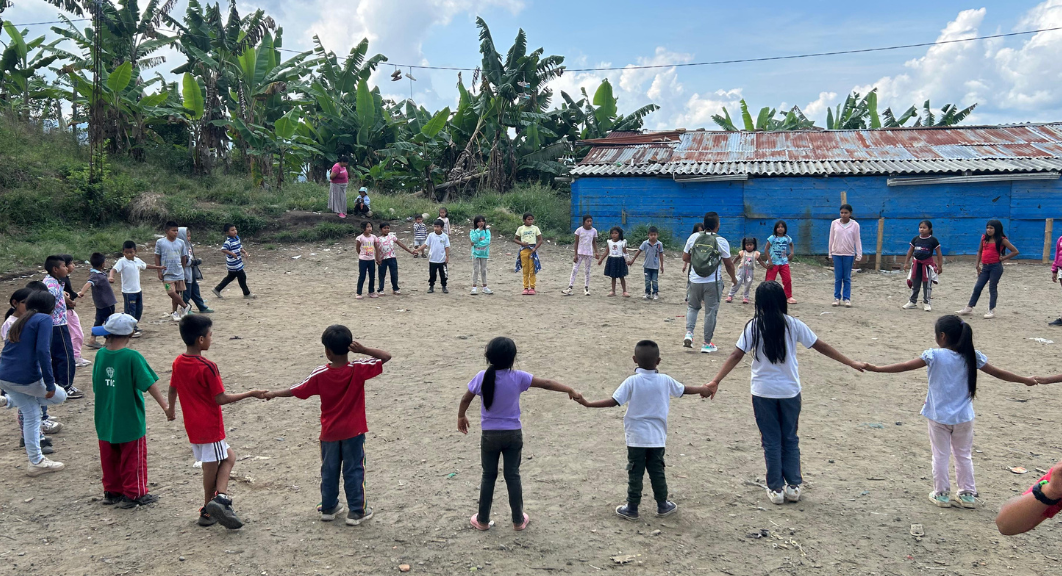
[
  {"x1": 393, "y1": 290, "x2": 403, "y2": 295},
  {"x1": 832, "y1": 299, "x2": 840, "y2": 307},
  {"x1": 653, "y1": 294, "x2": 659, "y2": 301},
  {"x1": 983, "y1": 309, "x2": 995, "y2": 319},
  {"x1": 21, "y1": 436, "x2": 54, "y2": 450},
  {"x1": 1050, "y1": 318, "x2": 1062, "y2": 326},
  {"x1": 171, "y1": 311, "x2": 181, "y2": 322},
  {"x1": 514, "y1": 513, "x2": 530, "y2": 531},
  {"x1": 427, "y1": 287, "x2": 435, "y2": 294},
  {"x1": 66, "y1": 387, "x2": 84, "y2": 400},
  {"x1": 116, "y1": 493, "x2": 159, "y2": 509},
  {"x1": 784, "y1": 484, "x2": 801, "y2": 503},
  {"x1": 527, "y1": 288, "x2": 535, "y2": 295},
  {"x1": 442, "y1": 287, "x2": 449, "y2": 294},
  {"x1": 243, "y1": 293, "x2": 257, "y2": 299},
  {"x1": 0, "y1": 395, "x2": 6, "y2": 408},
  {"x1": 355, "y1": 295, "x2": 363, "y2": 300},
  {"x1": 786, "y1": 297, "x2": 798, "y2": 304},
  {"x1": 482, "y1": 288, "x2": 494, "y2": 295},
  {"x1": 41, "y1": 420, "x2": 62, "y2": 434},
  {"x1": 924, "y1": 303, "x2": 932, "y2": 312},
  {"x1": 102, "y1": 492, "x2": 122, "y2": 506},
  {"x1": 584, "y1": 287, "x2": 590, "y2": 296},
  {"x1": 767, "y1": 488, "x2": 785, "y2": 505},
  {"x1": 75, "y1": 358, "x2": 92, "y2": 367},
  {"x1": 198, "y1": 307, "x2": 215, "y2": 313},
  {"x1": 844, "y1": 300, "x2": 852, "y2": 308},
  {"x1": 198, "y1": 507, "x2": 218, "y2": 526},
  {"x1": 701, "y1": 342, "x2": 717, "y2": 354},
  {"x1": 522, "y1": 289, "x2": 530, "y2": 295},
  {"x1": 369, "y1": 293, "x2": 378, "y2": 299},
  {"x1": 471, "y1": 287, "x2": 479, "y2": 295},
  {"x1": 131, "y1": 330, "x2": 143, "y2": 339},
  {"x1": 725, "y1": 295, "x2": 733, "y2": 303},
  {"x1": 212, "y1": 288, "x2": 223, "y2": 299},
  {"x1": 469, "y1": 513, "x2": 493, "y2": 531},
  {"x1": 742, "y1": 297, "x2": 749, "y2": 304},
  {"x1": 683, "y1": 332, "x2": 694, "y2": 348},
  {"x1": 956, "y1": 306, "x2": 973, "y2": 315},
  {"x1": 346, "y1": 507, "x2": 374, "y2": 526},
  {"x1": 957, "y1": 492, "x2": 977, "y2": 509},
  {"x1": 902, "y1": 302, "x2": 917, "y2": 310},
  {"x1": 656, "y1": 501, "x2": 678, "y2": 517},
  {"x1": 561, "y1": 286, "x2": 572, "y2": 296},
  {"x1": 204, "y1": 494, "x2": 243, "y2": 529},
  {"x1": 27, "y1": 457, "x2": 64, "y2": 476},
  {"x1": 320, "y1": 503, "x2": 345, "y2": 522},
  {"x1": 643, "y1": 293, "x2": 651, "y2": 300},
  {"x1": 928, "y1": 491, "x2": 952, "y2": 508},
  {"x1": 615, "y1": 504, "x2": 639, "y2": 521}
]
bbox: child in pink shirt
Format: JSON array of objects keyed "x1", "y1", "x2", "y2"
[
  {"x1": 828, "y1": 204, "x2": 862, "y2": 307},
  {"x1": 1051, "y1": 234, "x2": 1062, "y2": 326}
]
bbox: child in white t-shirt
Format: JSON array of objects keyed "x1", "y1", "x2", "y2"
[
  {"x1": 704, "y1": 282, "x2": 863, "y2": 505},
  {"x1": 578, "y1": 340, "x2": 710, "y2": 520},
  {"x1": 109, "y1": 241, "x2": 164, "y2": 337}
]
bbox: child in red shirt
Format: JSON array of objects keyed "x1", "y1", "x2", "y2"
[
  {"x1": 263, "y1": 325, "x2": 390, "y2": 526},
  {"x1": 167, "y1": 315, "x2": 265, "y2": 529}
]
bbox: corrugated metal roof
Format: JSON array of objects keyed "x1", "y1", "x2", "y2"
[{"x1": 572, "y1": 124, "x2": 1062, "y2": 177}]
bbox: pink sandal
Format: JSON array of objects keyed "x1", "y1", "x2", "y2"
[
  {"x1": 514, "y1": 513, "x2": 530, "y2": 531},
  {"x1": 470, "y1": 514, "x2": 493, "y2": 531}
]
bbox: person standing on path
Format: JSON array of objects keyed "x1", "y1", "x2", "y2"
[
  {"x1": 828, "y1": 204, "x2": 863, "y2": 307},
  {"x1": 328, "y1": 157, "x2": 350, "y2": 219},
  {"x1": 682, "y1": 212, "x2": 736, "y2": 354},
  {"x1": 178, "y1": 227, "x2": 213, "y2": 314},
  {"x1": 956, "y1": 219, "x2": 1019, "y2": 320}
]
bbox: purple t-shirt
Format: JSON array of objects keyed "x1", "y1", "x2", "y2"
[{"x1": 467, "y1": 369, "x2": 533, "y2": 430}]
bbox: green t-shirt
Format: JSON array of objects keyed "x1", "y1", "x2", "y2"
[{"x1": 92, "y1": 347, "x2": 159, "y2": 444}]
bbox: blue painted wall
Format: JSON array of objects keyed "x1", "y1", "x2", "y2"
[{"x1": 570, "y1": 175, "x2": 1062, "y2": 259}]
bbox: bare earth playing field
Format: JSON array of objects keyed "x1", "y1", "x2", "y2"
[{"x1": 2, "y1": 227, "x2": 1061, "y2": 576}]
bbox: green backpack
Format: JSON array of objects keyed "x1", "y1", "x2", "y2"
[{"x1": 690, "y1": 232, "x2": 723, "y2": 278}]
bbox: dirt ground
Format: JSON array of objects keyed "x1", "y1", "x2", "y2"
[{"x1": 2, "y1": 224, "x2": 1062, "y2": 576}]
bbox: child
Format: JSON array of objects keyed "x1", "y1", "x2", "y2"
[
  {"x1": 328, "y1": 156, "x2": 349, "y2": 218},
  {"x1": 683, "y1": 223, "x2": 705, "y2": 303},
  {"x1": 563, "y1": 215, "x2": 598, "y2": 296},
  {"x1": 355, "y1": 222, "x2": 378, "y2": 299},
  {"x1": 438, "y1": 207, "x2": 451, "y2": 235},
  {"x1": 458, "y1": 337, "x2": 582, "y2": 531},
  {"x1": 377, "y1": 222, "x2": 415, "y2": 296},
  {"x1": 704, "y1": 282, "x2": 864, "y2": 504},
  {"x1": 598, "y1": 226, "x2": 629, "y2": 297},
  {"x1": 110, "y1": 241, "x2": 164, "y2": 338},
  {"x1": 577, "y1": 340, "x2": 709, "y2": 520},
  {"x1": 727, "y1": 237, "x2": 759, "y2": 304},
  {"x1": 422, "y1": 219, "x2": 450, "y2": 294},
  {"x1": 77, "y1": 253, "x2": 118, "y2": 350},
  {"x1": 629, "y1": 226, "x2": 665, "y2": 300},
  {"x1": 178, "y1": 227, "x2": 213, "y2": 314},
  {"x1": 167, "y1": 315, "x2": 265, "y2": 529},
  {"x1": 60, "y1": 255, "x2": 89, "y2": 368},
  {"x1": 352, "y1": 187, "x2": 371, "y2": 217},
  {"x1": 514, "y1": 213, "x2": 543, "y2": 295},
  {"x1": 763, "y1": 220, "x2": 797, "y2": 304},
  {"x1": 43, "y1": 255, "x2": 80, "y2": 398},
  {"x1": 902, "y1": 220, "x2": 944, "y2": 312},
  {"x1": 828, "y1": 205, "x2": 862, "y2": 307},
  {"x1": 4, "y1": 288, "x2": 59, "y2": 456},
  {"x1": 957, "y1": 219, "x2": 1019, "y2": 319},
  {"x1": 469, "y1": 215, "x2": 493, "y2": 295},
  {"x1": 213, "y1": 223, "x2": 256, "y2": 300},
  {"x1": 155, "y1": 221, "x2": 190, "y2": 320},
  {"x1": 90, "y1": 313, "x2": 169, "y2": 508},
  {"x1": 412, "y1": 214, "x2": 428, "y2": 257},
  {"x1": 865, "y1": 315, "x2": 1035, "y2": 508},
  {"x1": 1053, "y1": 231, "x2": 1062, "y2": 326},
  {"x1": 262, "y1": 326, "x2": 391, "y2": 526}
]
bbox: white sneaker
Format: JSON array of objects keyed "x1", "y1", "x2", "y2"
[
  {"x1": 584, "y1": 287, "x2": 590, "y2": 296},
  {"x1": 41, "y1": 420, "x2": 62, "y2": 434},
  {"x1": 767, "y1": 488, "x2": 785, "y2": 505},
  {"x1": 683, "y1": 332, "x2": 694, "y2": 348},
  {"x1": 983, "y1": 309, "x2": 995, "y2": 319},
  {"x1": 482, "y1": 287, "x2": 494, "y2": 295},
  {"x1": 244, "y1": 293, "x2": 257, "y2": 299},
  {"x1": 831, "y1": 299, "x2": 840, "y2": 307},
  {"x1": 171, "y1": 311, "x2": 181, "y2": 322},
  {"x1": 561, "y1": 286, "x2": 573, "y2": 296},
  {"x1": 956, "y1": 306, "x2": 973, "y2": 316},
  {"x1": 470, "y1": 287, "x2": 478, "y2": 295},
  {"x1": 0, "y1": 395, "x2": 6, "y2": 408},
  {"x1": 27, "y1": 457, "x2": 64, "y2": 476},
  {"x1": 653, "y1": 294, "x2": 659, "y2": 301},
  {"x1": 844, "y1": 299, "x2": 852, "y2": 308},
  {"x1": 902, "y1": 302, "x2": 917, "y2": 310},
  {"x1": 784, "y1": 484, "x2": 801, "y2": 502},
  {"x1": 75, "y1": 358, "x2": 92, "y2": 367},
  {"x1": 642, "y1": 293, "x2": 650, "y2": 300},
  {"x1": 923, "y1": 303, "x2": 932, "y2": 312}
]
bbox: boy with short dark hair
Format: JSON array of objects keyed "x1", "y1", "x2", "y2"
[
  {"x1": 212, "y1": 223, "x2": 255, "y2": 300},
  {"x1": 629, "y1": 226, "x2": 665, "y2": 300},
  {"x1": 578, "y1": 340, "x2": 710, "y2": 520},
  {"x1": 167, "y1": 315, "x2": 265, "y2": 529},
  {"x1": 420, "y1": 219, "x2": 450, "y2": 294},
  {"x1": 262, "y1": 325, "x2": 391, "y2": 526},
  {"x1": 155, "y1": 221, "x2": 190, "y2": 321},
  {"x1": 90, "y1": 313, "x2": 169, "y2": 508},
  {"x1": 110, "y1": 241, "x2": 164, "y2": 338},
  {"x1": 77, "y1": 253, "x2": 118, "y2": 350},
  {"x1": 43, "y1": 255, "x2": 80, "y2": 398}
]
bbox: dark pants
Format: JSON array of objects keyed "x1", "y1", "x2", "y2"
[
  {"x1": 378, "y1": 258, "x2": 399, "y2": 292},
  {"x1": 352, "y1": 200, "x2": 369, "y2": 216},
  {"x1": 429, "y1": 262, "x2": 448, "y2": 287},
  {"x1": 643, "y1": 268, "x2": 659, "y2": 295},
  {"x1": 94, "y1": 305, "x2": 116, "y2": 326},
  {"x1": 50, "y1": 325, "x2": 74, "y2": 392},
  {"x1": 215, "y1": 270, "x2": 250, "y2": 296},
  {"x1": 183, "y1": 276, "x2": 208, "y2": 311},
  {"x1": 357, "y1": 260, "x2": 376, "y2": 295},
  {"x1": 752, "y1": 394, "x2": 803, "y2": 491},
  {"x1": 968, "y1": 262, "x2": 1003, "y2": 309},
  {"x1": 909, "y1": 261, "x2": 933, "y2": 304},
  {"x1": 478, "y1": 430, "x2": 523, "y2": 524},
  {"x1": 627, "y1": 446, "x2": 668, "y2": 508},
  {"x1": 320, "y1": 434, "x2": 367, "y2": 514},
  {"x1": 123, "y1": 292, "x2": 143, "y2": 322}
]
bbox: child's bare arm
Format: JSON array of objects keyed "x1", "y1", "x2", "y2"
[
  {"x1": 810, "y1": 340, "x2": 865, "y2": 372},
  {"x1": 579, "y1": 397, "x2": 619, "y2": 408},
  {"x1": 981, "y1": 363, "x2": 1036, "y2": 386},
  {"x1": 394, "y1": 238, "x2": 415, "y2": 254},
  {"x1": 147, "y1": 383, "x2": 169, "y2": 414},
  {"x1": 263, "y1": 388, "x2": 294, "y2": 400},
  {"x1": 1035, "y1": 374, "x2": 1062, "y2": 384},
  {"x1": 682, "y1": 385, "x2": 710, "y2": 396},
  {"x1": 705, "y1": 347, "x2": 747, "y2": 398},
  {"x1": 628, "y1": 249, "x2": 642, "y2": 266},
  {"x1": 145, "y1": 263, "x2": 165, "y2": 270},
  {"x1": 458, "y1": 391, "x2": 475, "y2": 433},
  {"x1": 864, "y1": 357, "x2": 926, "y2": 373},
  {"x1": 349, "y1": 341, "x2": 392, "y2": 364},
  {"x1": 215, "y1": 390, "x2": 266, "y2": 405},
  {"x1": 75, "y1": 281, "x2": 93, "y2": 298},
  {"x1": 108, "y1": 269, "x2": 117, "y2": 283},
  {"x1": 166, "y1": 386, "x2": 178, "y2": 420},
  {"x1": 530, "y1": 376, "x2": 582, "y2": 401}
]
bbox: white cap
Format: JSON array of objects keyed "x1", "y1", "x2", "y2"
[
  {"x1": 359, "y1": 187, "x2": 368, "y2": 193},
  {"x1": 91, "y1": 313, "x2": 138, "y2": 337}
]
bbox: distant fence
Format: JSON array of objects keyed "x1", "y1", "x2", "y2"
[{"x1": 571, "y1": 175, "x2": 1062, "y2": 263}]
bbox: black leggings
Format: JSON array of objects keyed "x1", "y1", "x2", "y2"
[
  {"x1": 357, "y1": 260, "x2": 376, "y2": 295},
  {"x1": 214, "y1": 270, "x2": 250, "y2": 296},
  {"x1": 478, "y1": 430, "x2": 523, "y2": 525}
]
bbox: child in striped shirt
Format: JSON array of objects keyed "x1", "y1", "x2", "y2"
[
  {"x1": 212, "y1": 224, "x2": 255, "y2": 300},
  {"x1": 412, "y1": 215, "x2": 428, "y2": 258}
]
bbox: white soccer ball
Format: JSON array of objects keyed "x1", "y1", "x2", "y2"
[{"x1": 422, "y1": 212, "x2": 430, "y2": 220}]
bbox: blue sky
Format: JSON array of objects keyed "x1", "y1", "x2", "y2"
[{"x1": 5, "y1": 0, "x2": 1061, "y2": 128}]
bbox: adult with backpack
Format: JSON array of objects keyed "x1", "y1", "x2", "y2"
[{"x1": 682, "y1": 212, "x2": 737, "y2": 353}]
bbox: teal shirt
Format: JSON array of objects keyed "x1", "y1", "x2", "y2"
[{"x1": 470, "y1": 229, "x2": 491, "y2": 259}]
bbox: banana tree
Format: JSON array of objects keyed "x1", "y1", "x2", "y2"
[
  {"x1": 912, "y1": 100, "x2": 976, "y2": 127},
  {"x1": 384, "y1": 103, "x2": 451, "y2": 196},
  {"x1": 0, "y1": 22, "x2": 61, "y2": 119}
]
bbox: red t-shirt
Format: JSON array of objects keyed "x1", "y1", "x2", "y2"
[
  {"x1": 170, "y1": 354, "x2": 226, "y2": 444},
  {"x1": 1024, "y1": 470, "x2": 1062, "y2": 519},
  {"x1": 291, "y1": 359, "x2": 383, "y2": 442},
  {"x1": 981, "y1": 235, "x2": 1002, "y2": 264}
]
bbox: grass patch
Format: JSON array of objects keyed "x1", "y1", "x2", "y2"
[{"x1": 0, "y1": 224, "x2": 157, "y2": 273}]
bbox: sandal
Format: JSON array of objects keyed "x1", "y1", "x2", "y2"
[
  {"x1": 607, "y1": 291, "x2": 616, "y2": 297},
  {"x1": 470, "y1": 514, "x2": 493, "y2": 531},
  {"x1": 514, "y1": 513, "x2": 530, "y2": 531},
  {"x1": 622, "y1": 292, "x2": 630, "y2": 297}
]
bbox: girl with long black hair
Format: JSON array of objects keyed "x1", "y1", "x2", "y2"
[
  {"x1": 957, "y1": 219, "x2": 1019, "y2": 319},
  {"x1": 866, "y1": 315, "x2": 1034, "y2": 508},
  {"x1": 457, "y1": 337, "x2": 582, "y2": 531},
  {"x1": 704, "y1": 282, "x2": 863, "y2": 505}
]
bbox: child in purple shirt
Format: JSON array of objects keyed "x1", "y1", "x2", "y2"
[{"x1": 458, "y1": 337, "x2": 583, "y2": 531}]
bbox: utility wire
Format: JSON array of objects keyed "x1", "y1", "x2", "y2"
[{"x1": 6, "y1": 17, "x2": 91, "y2": 26}]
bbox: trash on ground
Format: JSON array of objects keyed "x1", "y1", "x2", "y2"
[
  {"x1": 910, "y1": 523, "x2": 924, "y2": 537},
  {"x1": 1009, "y1": 466, "x2": 1028, "y2": 474},
  {"x1": 860, "y1": 423, "x2": 885, "y2": 429}
]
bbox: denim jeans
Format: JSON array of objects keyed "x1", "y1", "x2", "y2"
[
  {"x1": 752, "y1": 394, "x2": 803, "y2": 491},
  {"x1": 320, "y1": 434, "x2": 367, "y2": 514},
  {"x1": 627, "y1": 446, "x2": 667, "y2": 508},
  {"x1": 0, "y1": 379, "x2": 67, "y2": 464},
  {"x1": 478, "y1": 429, "x2": 523, "y2": 525},
  {"x1": 50, "y1": 325, "x2": 74, "y2": 392},
  {"x1": 357, "y1": 260, "x2": 376, "y2": 295},
  {"x1": 182, "y1": 276, "x2": 208, "y2": 311},
  {"x1": 378, "y1": 257, "x2": 399, "y2": 292},
  {"x1": 968, "y1": 262, "x2": 1003, "y2": 309},
  {"x1": 832, "y1": 255, "x2": 854, "y2": 300},
  {"x1": 123, "y1": 292, "x2": 144, "y2": 322},
  {"x1": 643, "y1": 268, "x2": 659, "y2": 296},
  {"x1": 686, "y1": 281, "x2": 722, "y2": 344}
]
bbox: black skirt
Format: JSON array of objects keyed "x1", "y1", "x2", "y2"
[{"x1": 604, "y1": 256, "x2": 629, "y2": 278}]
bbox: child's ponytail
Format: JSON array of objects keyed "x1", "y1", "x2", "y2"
[
  {"x1": 482, "y1": 337, "x2": 518, "y2": 411},
  {"x1": 936, "y1": 315, "x2": 978, "y2": 399}
]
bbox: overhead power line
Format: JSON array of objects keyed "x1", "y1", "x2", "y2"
[{"x1": 6, "y1": 17, "x2": 90, "y2": 26}]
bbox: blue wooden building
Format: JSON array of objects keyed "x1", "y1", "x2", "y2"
[{"x1": 569, "y1": 125, "x2": 1062, "y2": 261}]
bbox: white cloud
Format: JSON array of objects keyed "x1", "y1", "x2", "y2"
[
  {"x1": 669, "y1": 89, "x2": 744, "y2": 128},
  {"x1": 804, "y1": 91, "x2": 838, "y2": 118}
]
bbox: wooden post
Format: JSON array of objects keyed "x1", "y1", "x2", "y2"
[
  {"x1": 840, "y1": 191, "x2": 847, "y2": 205},
  {"x1": 875, "y1": 217, "x2": 885, "y2": 271},
  {"x1": 1045, "y1": 218, "x2": 1055, "y2": 264}
]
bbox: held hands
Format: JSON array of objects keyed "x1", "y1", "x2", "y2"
[
  {"x1": 165, "y1": 407, "x2": 176, "y2": 421},
  {"x1": 1020, "y1": 376, "x2": 1038, "y2": 387},
  {"x1": 249, "y1": 390, "x2": 269, "y2": 400},
  {"x1": 849, "y1": 361, "x2": 867, "y2": 373},
  {"x1": 567, "y1": 390, "x2": 584, "y2": 403},
  {"x1": 702, "y1": 381, "x2": 719, "y2": 399}
]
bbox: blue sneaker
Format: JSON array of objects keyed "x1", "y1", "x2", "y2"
[
  {"x1": 700, "y1": 342, "x2": 717, "y2": 354},
  {"x1": 615, "y1": 504, "x2": 639, "y2": 521}
]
